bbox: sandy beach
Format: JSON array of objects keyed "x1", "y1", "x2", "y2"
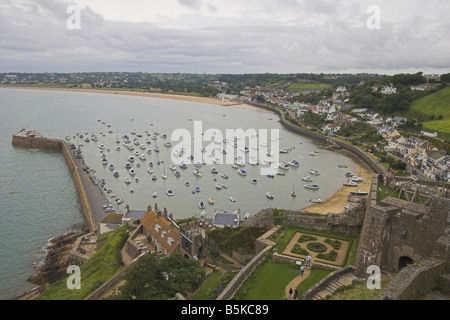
[
  {"x1": 1, "y1": 86, "x2": 268, "y2": 112},
  {"x1": 302, "y1": 159, "x2": 373, "y2": 215}
]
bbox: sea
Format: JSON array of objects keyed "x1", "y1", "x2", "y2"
[{"x1": 0, "y1": 87, "x2": 355, "y2": 299}]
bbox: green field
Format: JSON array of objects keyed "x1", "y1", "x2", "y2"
[{"x1": 409, "y1": 87, "x2": 450, "y2": 136}]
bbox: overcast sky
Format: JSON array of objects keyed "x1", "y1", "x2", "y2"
[{"x1": 1, "y1": 0, "x2": 449, "y2": 74}]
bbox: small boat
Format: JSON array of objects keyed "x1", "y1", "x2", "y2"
[
  {"x1": 267, "y1": 174, "x2": 274, "y2": 178},
  {"x1": 185, "y1": 181, "x2": 190, "y2": 187},
  {"x1": 152, "y1": 192, "x2": 158, "y2": 198},
  {"x1": 349, "y1": 190, "x2": 369, "y2": 196},
  {"x1": 344, "y1": 180, "x2": 359, "y2": 187},
  {"x1": 266, "y1": 192, "x2": 274, "y2": 199},
  {"x1": 195, "y1": 186, "x2": 201, "y2": 193},
  {"x1": 238, "y1": 169, "x2": 247, "y2": 176},
  {"x1": 221, "y1": 174, "x2": 228, "y2": 179},
  {"x1": 232, "y1": 164, "x2": 238, "y2": 169},
  {"x1": 291, "y1": 191, "x2": 296, "y2": 197},
  {"x1": 310, "y1": 169, "x2": 320, "y2": 175},
  {"x1": 200, "y1": 211, "x2": 206, "y2": 218},
  {"x1": 230, "y1": 197, "x2": 236, "y2": 202},
  {"x1": 302, "y1": 176, "x2": 313, "y2": 182},
  {"x1": 130, "y1": 188, "x2": 134, "y2": 193},
  {"x1": 129, "y1": 169, "x2": 136, "y2": 175},
  {"x1": 113, "y1": 171, "x2": 120, "y2": 177},
  {"x1": 135, "y1": 177, "x2": 139, "y2": 182},
  {"x1": 146, "y1": 149, "x2": 152, "y2": 154},
  {"x1": 180, "y1": 163, "x2": 188, "y2": 169},
  {"x1": 164, "y1": 142, "x2": 171, "y2": 147},
  {"x1": 279, "y1": 149, "x2": 289, "y2": 154},
  {"x1": 252, "y1": 179, "x2": 258, "y2": 184},
  {"x1": 211, "y1": 167, "x2": 218, "y2": 174},
  {"x1": 169, "y1": 164, "x2": 177, "y2": 171},
  {"x1": 310, "y1": 198, "x2": 323, "y2": 203},
  {"x1": 99, "y1": 144, "x2": 106, "y2": 150},
  {"x1": 279, "y1": 162, "x2": 290, "y2": 170},
  {"x1": 309, "y1": 151, "x2": 318, "y2": 156},
  {"x1": 124, "y1": 177, "x2": 132, "y2": 184},
  {"x1": 154, "y1": 146, "x2": 160, "y2": 152},
  {"x1": 193, "y1": 169, "x2": 202, "y2": 177},
  {"x1": 125, "y1": 163, "x2": 132, "y2": 169},
  {"x1": 304, "y1": 184, "x2": 319, "y2": 190},
  {"x1": 199, "y1": 200, "x2": 206, "y2": 209},
  {"x1": 109, "y1": 164, "x2": 115, "y2": 170},
  {"x1": 116, "y1": 198, "x2": 124, "y2": 204},
  {"x1": 167, "y1": 189, "x2": 173, "y2": 196},
  {"x1": 222, "y1": 184, "x2": 228, "y2": 189},
  {"x1": 351, "y1": 176, "x2": 363, "y2": 182},
  {"x1": 288, "y1": 160, "x2": 299, "y2": 167},
  {"x1": 139, "y1": 154, "x2": 146, "y2": 161},
  {"x1": 277, "y1": 172, "x2": 286, "y2": 176},
  {"x1": 128, "y1": 156, "x2": 135, "y2": 162},
  {"x1": 116, "y1": 146, "x2": 121, "y2": 151},
  {"x1": 208, "y1": 198, "x2": 214, "y2": 205},
  {"x1": 338, "y1": 164, "x2": 348, "y2": 168},
  {"x1": 162, "y1": 173, "x2": 168, "y2": 179},
  {"x1": 215, "y1": 183, "x2": 222, "y2": 190},
  {"x1": 174, "y1": 170, "x2": 181, "y2": 177},
  {"x1": 151, "y1": 175, "x2": 157, "y2": 181}
]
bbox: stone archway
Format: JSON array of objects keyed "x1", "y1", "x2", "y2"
[{"x1": 398, "y1": 256, "x2": 414, "y2": 270}]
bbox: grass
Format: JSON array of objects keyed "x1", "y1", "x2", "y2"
[
  {"x1": 288, "y1": 83, "x2": 331, "y2": 90},
  {"x1": 193, "y1": 271, "x2": 224, "y2": 300},
  {"x1": 38, "y1": 225, "x2": 129, "y2": 300},
  {"x1": 235, "y1": 260, "x2": 299, "y2": 300},
  {"x1": 409, "y1": 86, "x2": 450, "y2": 136},
  {"x1": 296, "y1": 267, "x2": 332, "y2": 297}
]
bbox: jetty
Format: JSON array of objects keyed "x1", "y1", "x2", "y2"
[{"x1": 12, "y1": 129, "x2": 109, "y2": 233}]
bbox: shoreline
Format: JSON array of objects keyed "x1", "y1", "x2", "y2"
[{"x1": 0, "y1": 85, "x2": 267, "y2": 112}]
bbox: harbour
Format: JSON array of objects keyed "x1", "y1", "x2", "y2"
[{"x1": 2, "y1": 87, "x2": 361, "y2": 299}]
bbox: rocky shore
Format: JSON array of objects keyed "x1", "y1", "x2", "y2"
[{"x1": 18, "y1": 231, "x2": 85, "y2": 300}]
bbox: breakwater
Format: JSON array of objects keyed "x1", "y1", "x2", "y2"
[{"x1": 12, "y1": 129, "x2": 97, "y2": 233}]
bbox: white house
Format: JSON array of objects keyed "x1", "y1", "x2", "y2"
[{"x1": 381, "y1": 86, "x2": 397, "y2": 95}]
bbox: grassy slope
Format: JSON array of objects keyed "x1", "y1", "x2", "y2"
[{"x1": 409, "y1": 87, "x2": 450, "y2": 136}]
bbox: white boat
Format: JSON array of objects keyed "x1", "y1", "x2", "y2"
[
  {"x1": 338, "y1": 164, "x2": 348, "y2": 168},
  {"x1": 140, "y1": 144, "x2": 146, "y2": 150},
  {"x1": 200, "y1": 211, "x2": 206, "y2": 218},
  {"x1": 211, "y1": 167, "x2": 218, "y2": 174},
  {"x1": 232, "y1": 163, "x2": 239, "y2": 169},
  {"x1": 193, "y1": 169, "x2": 202, "y2": 177},
  {"x1": 113, "y1": 171, "x2": 120, "y2": 177},
  {"x1": 99, "y1": 144, "x2": 106, "y2": 150},
  {"x1": 221, "y1": 174, "x2": 228, "y2": 179},
  {"x1": 139, "y1": 154, "x2": 146, "y2": 161},
  {"x1": 215, "y1": 183, "x2": 222, "y2": 190},
  {"x1": 230, "y1": 197, "x2": 236, "y2": 202},
  {"x1": 164, "y1": 142, "x2": 171, "y2": 147},
  {"x1": 310, "y1": 198, "x2": 323, "y2": 203},
  {"x1": 108, "y1": 164, "x2": 115, "y2": 170},
  {"x1": 125, "y1": 162, "x2": 132, "y2": 169},
  {"x1": 162, "y1": 173, "x2": 168, "y2": 179},
  {"x1": 344, "y1": 180, "x2": 359, "y2": 187},
  {"x1": 266, "y1": 192, "x2": 274, "y2": 199},
  {"x1": 124, "y1": 177, "x2": 132, "y2": 184},
  {"x1": 180, "y1": 163, "x2": 188, "y2": 169},
  {"x1": 288, "y1": 160, "x2": 299, "y2": 167},
  {"x1": 169, "y1": 164, "x2": 177, "y2": 171},
  {"x1": 146, "y1": 149, "x2": 152, "y2": 154},
  {"x1": 351, "y1": 176, "x2": 363, "y2": 182},
  {"x1": 304, "y1": 184, "x2": 319, "y2": 190},
  {"x1": 185, "y1": 181, "x2": 190, "y2": 187},
  {"x1": 153, "y1": 192, "x2": 158, "y2": 198},
  {"x1": 279, "y1": 163, "x2": 290, "y2": 170},
  {"x1": 251, "y1": 179, "x2": 258, "y2": 184},
  {"x1": 302, "y1": 176, "x2": 313, "y2": 182},
  {"x1": 309, "y1": 151, "x2": 318, "y2": 156},
  {"x1": 238, "y1": 169, "x2": 247, "y2": 176},
  {"x1": 167, "y1": 189, "x2": 174, "y2": 196},
  {"x1": 151, "y1": 175, "x2": 157, "y2": 181},
  {"x1": 309, "y1": 169, "x2": 320, "y2": 175},
  {"x1": 174, "y1": 170, "x2": 181, "y2": 177},
  {"x1": 199, "y1": 199, "x2": 206, "y2": 209},
  {"x1": 148, "y1": 168, "x2": 154, "y2": 174},
  {"x1": 349, "y1": 189, "x2": 369, "y2": 196},
  {"x1": 116, "y1": 146, "x2": 121, "y2": 151},
  {"x1": 129, "y1": 169, "x2": 136, "y2": 175},
  {"x1": 116, "y1": 199, "x2": 124, "y2": 204},
  {"x1": 128, "y1": 156, "x2": 135, "y2": 162}
]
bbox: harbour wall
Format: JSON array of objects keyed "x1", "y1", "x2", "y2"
[
  {"x1": 246, "y1": 101, "x2": 390, "y2": 178},
  {"x1": 12, "y1": 131, "x2": 97, "y2": 233}
]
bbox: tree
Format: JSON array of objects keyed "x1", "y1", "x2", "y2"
[{"x1": 112, "y1": 253, "x2": 205, "y2": 300}]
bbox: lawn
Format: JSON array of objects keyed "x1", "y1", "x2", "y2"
[
  {"x1": 193, "y1": 271, "x2": 224, "y2": 300},
  {"x1": 409, "y1": 86, "x2": 450, "y2": 136},
  {"x1": 235, "y1": 260, "x2": 299, "y2": 300},
  {"x1": 296, "y1": 267, "x2": 332, "y2": 297}
]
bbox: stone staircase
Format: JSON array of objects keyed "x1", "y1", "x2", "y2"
[{"x1": 311, "y1": 273, "x2": 356, "y2": 300}]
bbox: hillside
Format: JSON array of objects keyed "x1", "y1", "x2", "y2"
[{"x1": 408, "y1": 86, "x2": 450, "y2": 137}]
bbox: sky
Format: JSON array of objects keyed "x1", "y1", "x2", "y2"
[{"x1": 1, "y1": 0, "x2": 449, "y2": 74}]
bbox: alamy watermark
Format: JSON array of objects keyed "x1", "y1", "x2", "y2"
[
  {"x1": 66, "y1": 265, "x2": 81, "y2": 290},
  {"x1": 366, "y1": 265, "x2": 381, "y2": 290},
  {"x1": 171, "y1": 121, "x2": 280, "y2": 175},
  {"x1": 66, "y1": 5, "x2": 81, "y2": 30},
  {"x1": 366, "y1": 5, "x2": 381, "y2": 30}
]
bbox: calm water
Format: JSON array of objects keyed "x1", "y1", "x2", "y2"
[{"x1": 0, "y1": 88, "x2": 355, "y2": 299}]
